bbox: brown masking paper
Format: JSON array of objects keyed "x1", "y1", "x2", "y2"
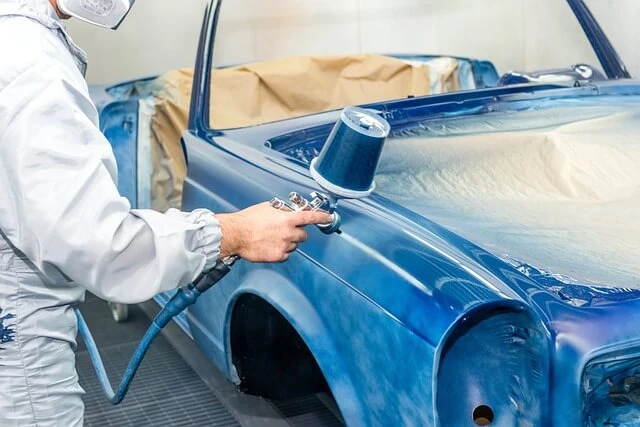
[{"x1": 133, "y1": 54, "x2": 460, "y2": 210}]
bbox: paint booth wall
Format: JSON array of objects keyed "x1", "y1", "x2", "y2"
[{"x1": 66, "y1": 0, "x2": 640, "y2": 85}]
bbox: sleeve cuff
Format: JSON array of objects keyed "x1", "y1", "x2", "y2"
[{"x1": 165, "y1": 208, "x2": 222, "y2": 271}]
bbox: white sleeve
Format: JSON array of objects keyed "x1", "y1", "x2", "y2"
[{"x1": 0, "y1": 57, "x2": 221, "y2": 304}]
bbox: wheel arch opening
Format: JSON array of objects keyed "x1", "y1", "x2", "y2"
[{"x1": 229, "y1": 293, "x2": 331, "y2": 401}]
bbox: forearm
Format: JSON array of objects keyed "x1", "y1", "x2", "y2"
[{"x1": 80, "y1": 208, "x2": 221, "y2": 303}]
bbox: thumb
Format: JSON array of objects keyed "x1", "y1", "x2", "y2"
[{"x1": 291, "y1": 210, "x2": 333, "y2": 226}]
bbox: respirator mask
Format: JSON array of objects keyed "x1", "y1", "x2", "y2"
[{"x1": 57, "y1": 0, "x2": 136, "y2": 29}]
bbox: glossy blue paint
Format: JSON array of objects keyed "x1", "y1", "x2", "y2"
[
  {"x1": 582, "y1": 346, "x2": 640, "y2": 426},
  {"x1": 178, "y1": 1, "x2": 640, "y2": 418},
  {"x1": 471, "y1": 60, "x2": 501, "y2": 88},
  {"x1": 175, "y1": 86, "x2": 640, "y2": 425},
  {"x1": 99, "y1": 99, "x2": 139, "y2": 207},
  {"x1": 507, "y1": 260, "x2": 640, "y2": 308},
  {"x1": 436, "y1": 307, "x2": 550, "y2": 425},
  {"x1": 91, "y1": 0, "x2": 640, "y2": 425},
  {"x1": 188, "y1": 0, "x2": 220, "y2": 133},
  {"x1": 566, "y1": 0, "x2": 631, "y2": 79}
]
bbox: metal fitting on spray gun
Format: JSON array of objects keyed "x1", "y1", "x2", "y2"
[{"x1": 270, "y1": 191, "x2": 341, "y2": 234}]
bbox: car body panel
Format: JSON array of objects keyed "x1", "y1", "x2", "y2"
[
  {"x1": 180, "y1": 130, "x2": 538, "y2": 426},
  {"x1": 90, "y1": 0, "x2": 640, "y2": 425},
  {"x1": 178, "y1": 82, "x2": 640, "y2": 425},
  {"x1": 93, "y1": 80, "x2": 640, "y2": 427}
]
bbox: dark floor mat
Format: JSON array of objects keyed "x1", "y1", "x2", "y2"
[{"x1": 75, "y1": 294, "x2": 240, "y2": 427}]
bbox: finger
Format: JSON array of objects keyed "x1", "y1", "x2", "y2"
[
  {"x1": 290, "y1": 210, "x2": 333, "y2": 226},
  {"x1": 291, "y1": 228, "x2": 308, "y2": 243},
  {"x1": 285, "y1": 242, "x2": 297, "y2": 253}
]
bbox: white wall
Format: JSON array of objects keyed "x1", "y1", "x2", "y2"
[
  {"x1": 66, "y1": 0, "x2": 639, "y2": 85},
  {"x1": 66, "y1": 0, "x2": 208, "y2": 84}
]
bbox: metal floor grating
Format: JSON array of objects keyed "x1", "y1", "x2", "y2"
[
  {"x1": 75, "y1": 293, "x2": 344, "y2": 427},
  {"x1": 271, "y1": 395, "x2": 344, "y2": 427},
  {"x1": 75, "y1": 294, "x2": 240, "y2": 427}
]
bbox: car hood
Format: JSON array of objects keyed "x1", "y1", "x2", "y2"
[{"x1": 374, "y1": 97, "x2": 640, "y2": 290}]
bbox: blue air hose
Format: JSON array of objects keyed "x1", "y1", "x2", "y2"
[
  {"x1": 74, "y1": 259, "x2": 233, "y2": 404},
  {"x1": 74, "y1": 193, "x2": 333, "y2": 404}
]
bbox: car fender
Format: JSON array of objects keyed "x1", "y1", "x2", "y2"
[{"x1": 224, "y1": 266, "x2": 368, "y2": 426}]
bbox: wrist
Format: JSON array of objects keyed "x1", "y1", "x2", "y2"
[{"x1": 216, "y1": 213, "x2": 245, "y2": 258}]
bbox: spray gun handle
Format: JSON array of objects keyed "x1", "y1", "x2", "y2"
[{"x1": 192, "y1": 260, "x2": 233, "y2": 293}]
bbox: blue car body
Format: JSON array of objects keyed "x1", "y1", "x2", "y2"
[{"x1": 91, "y1": 1, "x2": 640, "y2": 425}]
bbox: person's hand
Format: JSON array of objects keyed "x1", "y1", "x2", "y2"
[{"x1": 215, "y1": 202, "x2": 333, "y2": 262}]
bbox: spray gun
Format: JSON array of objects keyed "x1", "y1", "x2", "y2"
[
  {"x1": 273, "y1": 106, "x2": 391, "y2": 234},
  {"x1": 76, "y1": 106, "x2": 390, "y2": 404}
]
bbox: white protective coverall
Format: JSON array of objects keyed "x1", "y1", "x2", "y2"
[{"x1": 0, "y1": 1, "x2": 222, "y2": 425}]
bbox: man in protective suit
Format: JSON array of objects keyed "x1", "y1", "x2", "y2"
[{"x1": 0, "y1": 1, "x2": 331, "y2": 425}]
